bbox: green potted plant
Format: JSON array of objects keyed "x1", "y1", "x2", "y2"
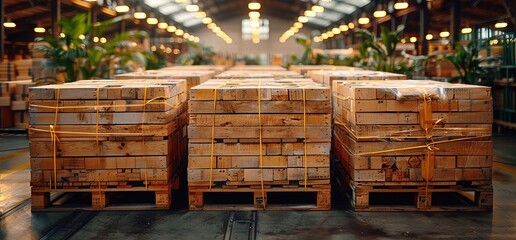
[
  {"x1": 34, "y1": 13, "x2": 148, "y2": 83},
  {"x1": 442, "y1": 41, "x2": 500, "y2": 84}
]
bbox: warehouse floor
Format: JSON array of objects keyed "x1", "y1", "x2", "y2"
[{"x1": 1, "y1": 131, "x2": 515, "y2": 239}]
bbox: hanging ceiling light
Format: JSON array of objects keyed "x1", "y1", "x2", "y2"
[
  {"x1": 34, "y1": 26, "x2": 46, "y2": 33},
  {"x1": 298, "y1": 16, "x2": 308, "y2": 23},
  {"x1": 115, "y1": 0, "x2": 130, "y2": 13},
  {"x1": 248, "y1": 1, "x2": 261, "y2": 10},
  {"x1": 339, "y1": 24, "x2": 349, "y2": 32},
  {"x1": 461, "y1": 27, "x2": 472, "y2": 34},
  {"x1": 294, "y1": 22, "x2": 303, "y2": 28},
  {"x1": 409, "y1": 37, "x2": 417, "y2": 43},
  {"x1": 358, "y1": 13, "x2": 370, "y2": 25},
  {"x1": 158, "y1": 21, "x2": 168, "y2": 29},
  {"x1": 185, "y1": 3, "x2": 199, "y2": 12},
  {"x1": 202, "y1": 17, "x2": 212, "y2": 24},
  {"x1": 249, "y1": 11, "x2": 260, "y2": 19},
  {"x1": 304, "y1": 10, "x2": 316, "y2": 17},
  {"x1": 332, "y1": 27, "x2": 341, "y2": 34},
  {"x1": 495, "y1": 21, "x2": 508, "y2": 29},
  {"x1": 146, "y1": 14, "x2": 158, "y2": 24},
  {"x1": 312, "y1": 5, "x2": 324, "y2": 13},
  {"x1": 439, "y1": 31, "x2": 450, "y2": 38},
  {"x1": 167, "y1": 25, "x2": 177, "y2": 32},
  {"x1": 348, "y1": 22, "x2": 355, "y2": 29},
  {"x1": 195, "y1": 11, "x2": 206, "y2": 18},
  {"x1": 134, "y1": 6, "x2": 147, "y2": 19},
  {"x1": 425, "y1": 34, "x2": 433, "y2": 40},
  {"x1": 175, "y1": 29, "x2": 184, "y2": 35},
  {"x1": 394, "y1": 0, "x2": 409, "y2": 10},
  {"x1": 373, "y1": 4, "x2": 387, "y2": 18},
  {"x1": 3, "y1": 18, "x2": 15, "y2": 28}
]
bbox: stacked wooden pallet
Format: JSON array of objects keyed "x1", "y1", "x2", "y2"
[
  {"x1": 308, "y1": 70, "x2": 407, "y2": 87},
  {"x1": 332, "y1": 80, "x2": 493, "y2": 211},
  {"x1": 29, "y1": 79, "x2": 189, "y2": 209},
  {"x1": 115, "y1": 70, "x2": 214, "y2": 90},
  {"x1": 230, "y1": 65, "x2": 286, "y2": 71},
  {"x1": 0, "y1": 62, "x2": 15, "y2": 81},
  {"x1": 188, "y1": 78, "x2": 331, "y2": 210},
  {"x1": 161, "y1": 65, "x2": 227, "y2": 74},
  {"x1": 289, "y1": 65, "x2": 356, "y2": 75},
  {"x1": 0, "y1": 80, "x2": 33, "y2": 128},
  {"x1": 214, "y1": 70, "x2": 304, "y2": 79},
  {"x1": 15, "y1": 59, "x2": 33, "y2": 81}
]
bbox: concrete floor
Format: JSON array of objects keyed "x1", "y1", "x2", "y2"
[{"x1": 0, "y1": 132, "x2": 515, "y2": 240}]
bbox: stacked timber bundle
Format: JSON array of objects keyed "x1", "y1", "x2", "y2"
[
  {"x1": 161, "y1": 65, "x2": 227, "y2": 74},
  {"x1": 214, "y1": 70, "x2": 304, "y2": 79},
  {"x1": 230, "y1": 65, "x2": 286, "y2": 71},
  {"x1": 0, "y1": 62, "x2": 15, "y2": 81},
  {"x1": 28, "y1": 79, "x2": 189, "y2": 209},
  {"x1": 11, "y1": 80, "x2": 33, "y2": 128},
  {"x1": 289, "y1": 65, "x2": 356, "y2": 75},
  {"x1": 332, "y1": 80, "x2": 493, "y2": 211},
  {"x1": 14, "y1": 59, "x2": 33, "y2": 81},
  {"x1": 308, "y1": 70, "x2": 407, "y2": 87},
  {"x1": 188, "y1": 78, "x2": 332, "y2": 210},
  {"x1": 115, "y1": 70, "x2": 214, "y2": 90}
]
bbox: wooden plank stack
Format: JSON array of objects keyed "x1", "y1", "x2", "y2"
[
  {"x1": 214, "y1": 70, "x2": 304, "y2": 79},
  {"x1": 187, "y1": 78, "x2": 332, "y2": 210},
  {"x1": 230, "y1": 65, "x2": 287, "y2": 71},
  {"x1": 29, "y1": 79, "x2": 189, "y2": 209},
  {"x1": 0, "y1": 62, "x2": 15, "y2": 81},
  {"x1": 308, "y1": 70, "x2": 407, "y2": 87},
  {"x1": 289, "y1": 65, "x2": 356, "y2": 75},
  {"x1": 332, "y1": 80, "x2": 493, "y2": 211},
  {"x1": 14, "y1": 59, "x2": 33, "y2": 81},
  {"x1": 115, "y1": 70, "x2": 214, "y2": 90},
  {"x1": 0, "y1": 80, "x2": 33, "y2": 129},
  {"x1": 161, "y1": 65, "x2": 227, "y2": 74}
]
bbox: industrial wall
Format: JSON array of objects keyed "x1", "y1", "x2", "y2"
[{"x1": 192, "y1": 15, "x2": 319, "y2": 57}]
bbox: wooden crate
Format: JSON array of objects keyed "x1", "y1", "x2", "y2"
[
  {"x1": 230, "y1": 65, "x2": 287, "y2": 71},
  {"x1": 188, "y1": 78, "x2": 332, "y2": 208},
  {"x1": 214, "y1": 70, "x2": 304, "y2": 79},
  {"x1": 115, "y1": 70, "x2": 214, "y2": 90},
  {"x1": 29, "y1": 79, "x2": 189, "y2": 210},
  {"x1": 161, "y1": 65, "x2": 227, "y2": 74},
  {"x1": 331, "y1": 80, "x2": 493, "y2": 211}
]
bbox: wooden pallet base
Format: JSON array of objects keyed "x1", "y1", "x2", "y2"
[
  {"x1": 188, "y1": 186, "x2": 331, "y2": 211},
  {"x1": 335, "y1": 167, "x2": 493, "y2": 211},
  {"x1": 31, "y1": 184, "x2": 173, "y2": 211}
]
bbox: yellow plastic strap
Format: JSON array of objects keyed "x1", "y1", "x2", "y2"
[
  {"x1": 209, "y1": 85, "x2": 219, "y2": 189},
  {"x1": 258, "y1": 80, "x2": 266, "y2": 208},
  {"x1": 302, "y1": 87, "x2": 308, "y2": 191},
  {"x1": 95, "y1": 88, "x2": 100, "y2": 159},
  {"x1": 335, "y1": 95, "x2": 350, "y2": 101},
  {"x1": 143, "y1": 86, "x2": 148, "y2": 189},
  {"x1": 51, "y1": 87, "x2": 61, "y2": 191},
  {"x1": 418, "y1": 91, "x2": 434, "y2": 139}
]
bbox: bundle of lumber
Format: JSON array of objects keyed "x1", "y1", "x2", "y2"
[
  {"x1": 289, "y1": 65, "x2": 356, "y2": 75},
  {"x1": 332, "y1": 80, "x2": 493, "y2": 211},
  {"x1": 29, "y1": 79, "x2": 189, "y2": 209},
  {"x1": 161, "y1": 65, "x2": 227, "y2": 74},
  {"x1": 187, "y1": 78, "x2": 331, "y2": 210},
  {"x1": 115, "y1": 70, "x2": 214, "y2": 90},
  {"x1": 230, "y1": 65, "x2": 286, "y2": 71},
  {"x1": 0, "y1": 62, "x2": 15, "y2": 81},
  {"x1": 308, "y1": 70, "x2": 407, "y2": 87},
  {"x1": 15, "y1": 59, "x2": 33, "y2": 81},
  {"x1": 214, "y1": 70, "x2": 304, "y2": 79}
]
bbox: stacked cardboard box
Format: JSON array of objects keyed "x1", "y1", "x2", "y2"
[
  {"x1": 29, "y1": 79, "x2": 189, "y2": 209},
  {"x1": 332, "y1": 80, "x2": 493, "y2": 211},
  {"x1": 187, "y1": 78, "x2": 331, "y2": 210}
]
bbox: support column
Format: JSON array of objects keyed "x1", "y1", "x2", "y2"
[
  {"x1": 51, "y1": 0, "x2": 60, "y2": 38},
  {"x1": 419, "y1": 0, "x2": 429, "y2": 55},
  {"x1": 0, "y1": 0, "x2": 4, "y2": 62},
  {"x1": 450, "y1": 0, "x2": 461, "y2": 44}
]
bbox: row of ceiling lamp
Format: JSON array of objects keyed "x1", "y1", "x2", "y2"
[
  {"x1": 248, "y1": 1, "x2": 262, "y2": 43},
  {"x1": 279, "y1": 1, "x2": 328, "y2": 43}
]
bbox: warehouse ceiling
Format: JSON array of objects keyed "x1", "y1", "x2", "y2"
[{"x1": 1, "y1": 0, "x2": 514, "y2": 44}]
